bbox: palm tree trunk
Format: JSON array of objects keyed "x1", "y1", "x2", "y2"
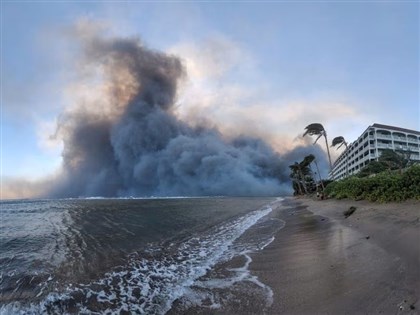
[
  {"x1": 293, "y1": 177, "x2": 303, "y2": 195},
  {"x1": 298, "y1": 168, "x2": 308, "y2": 194},
  {"x1": 323, "y1": 133, "x2": 334, "y2": 178},
  {"x1": 313, "y1": 159, "x2": 325, "y2": 191},
  {"x1": 296, "y1": 180, "x2": 303, "y2": 195},
  {"x1": 345, "y1": 143, "x2": 349, "y2": 177}
]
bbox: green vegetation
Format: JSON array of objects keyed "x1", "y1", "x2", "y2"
[
  {"x1": 295, "y1": 124, "x2": 419, "y2": 203},
  {"x1": 289, "y1": 154, "x2": 317, "y2": 195},
  {"x1": 324, "y1": 149, "x2": 419, "y2": 202},
  {"x1": 357, "y1": 149, "x2": 412, "y2": 178},
  {"x1": 324, "y1": 165, "x2": 420, "y2": 202},
  {"x1": 289, "y1": 153, "x2": 331, "y2": 196}
]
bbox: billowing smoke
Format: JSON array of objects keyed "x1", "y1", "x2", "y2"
[{"x1": 46, "y1": 32, "x2": 327, "y2": 198}]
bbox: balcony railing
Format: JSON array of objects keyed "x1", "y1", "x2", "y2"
[
  {"x1": 377, "y1": 143, "x2": 393, "y2": 148},
  {"x1": 376, "y1": 134, "x2": 391, "y2": 139}
]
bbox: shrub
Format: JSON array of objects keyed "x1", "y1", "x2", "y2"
[
  {"x1": 324, "y1": 165, "x2": 420, "y2": 202},
  {"x1": 325, "y1": 180, "x2": 340, "y2": 198}
]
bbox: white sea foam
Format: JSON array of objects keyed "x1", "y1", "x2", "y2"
[
  {"x1": 79, "y1": 196, "x2": 221, "y2": 200},
  {"x1": 2, "y1": 199, "x2": 284, "y2": 314}
]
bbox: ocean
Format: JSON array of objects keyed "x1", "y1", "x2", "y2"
[{"x1": 0, "y1": 197, "x2": 285, "y2": 314}]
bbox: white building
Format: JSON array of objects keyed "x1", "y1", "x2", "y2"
[{"x1": 329, "y1": 123, "x2": 420, "y2": 180}]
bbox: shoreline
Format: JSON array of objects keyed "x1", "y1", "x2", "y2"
[{"x1": 250, "y1": 197, "x2": 420, "y2": 314}]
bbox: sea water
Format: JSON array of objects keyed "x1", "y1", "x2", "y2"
[{"x1": 0, "y1": 197, "x2": 285, "y2": 314}]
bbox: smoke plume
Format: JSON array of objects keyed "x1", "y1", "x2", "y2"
[{"x1": 45, "y1": 30, "x2": 327, "y2": 198}]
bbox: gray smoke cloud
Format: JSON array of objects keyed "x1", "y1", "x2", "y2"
[{"x1": 47, "y1": 33, "x2": 328, "y2": 198}]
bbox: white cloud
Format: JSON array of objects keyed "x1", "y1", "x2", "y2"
[{"x1": 169, "y1": 35, "x2": 372, "y2": 159}]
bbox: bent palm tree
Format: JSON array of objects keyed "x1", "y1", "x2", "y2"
[
  {"x1": 331, "y1": 136, "x2": 348, "y2": 150},
  {"x1": 301, "y1": 154, "x2": 315, "y2": 167},
  {"x1": 289, "y1": 163, "x2": 304, "y2": 195},
  {"x1": 303, "y1": 123, "x2": 333, "y2": 172},
  {"x1": 331, "y1": 136, "x2": 349, "y2": 177},
  {"x1": 289, "y1": 155, "x2": 318, "y2": 195},
  {"x1": 303, "y1": 154, "x2": 324, "y2": 191}
]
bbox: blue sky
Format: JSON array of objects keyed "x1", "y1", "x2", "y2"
[{"x1": 2, "y1": 1, "x2": 419, "y2": 183}]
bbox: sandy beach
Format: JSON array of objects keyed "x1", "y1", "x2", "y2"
[{"x1": 250, "y1": 197, "x2": 420, "y2": 314}]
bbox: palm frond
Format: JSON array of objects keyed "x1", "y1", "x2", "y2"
[
  {"x1": 313, "y1": 133, "x2": 323, "y2": 144},
  {"x1": 303, "y1": 123, "x2": 325, "y2": 137},
  {"x1": 301, "y1": 154, "x2": 315, "y2": 166},
  {"x1": 331, "y1": 136, "x2": 348, "y2": 150}
]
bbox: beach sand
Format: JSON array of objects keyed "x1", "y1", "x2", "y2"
[
  {"x1": 168, "y1": 197, "x2": 419, "y2": 314},
  {"x1": 251, "y1": 197, "x2": 420, "y2": 314}
]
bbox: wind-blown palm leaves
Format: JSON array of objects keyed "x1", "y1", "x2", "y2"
[
  {"x1": 289, "y1": 163, "x2": 304, "y2": 195},
  {"x1": 303, "y1": 123, "x2": 325, "y2": 143},
  {"x1": 303, "y1": 123, "x2": 333, "y2": 172},
  {"x1": 301, "y1": 154, "x2": 315, "y2": 166},
  {"x1": 331, "y1": 136, "x2": 349, "y2": 176},
  {"x1": 331, "y1": 136, "x2": 348, "y2": 150},
  {"x1": 289, "y1": 154, "x2": 317, "y2": 195}
]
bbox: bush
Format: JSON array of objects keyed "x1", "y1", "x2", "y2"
[
  {"x1": 324, "y1": 165, "x2": 420, "y2": 202},
  {"x1": 323, "y1": 181, "x2": 338, "y2": 197}
]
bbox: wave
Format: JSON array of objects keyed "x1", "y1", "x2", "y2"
[{"x1": 1, "y1": 199, "x2": 284, "y2": 314}]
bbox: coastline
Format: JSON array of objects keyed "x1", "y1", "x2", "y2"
[{"x1": 250, "y1": 197, "x2": 420, "y2": 314}]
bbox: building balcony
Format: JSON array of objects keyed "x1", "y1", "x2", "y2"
[
  {"x1": 376, "y1": 134, "x2": 391, "y2": 139},
  {"x1": 329, "y1": 124, "x2": 420, "y2": 180},
  {"x1": 377, "y1": 143, "x2": 393, "y2": 149}
]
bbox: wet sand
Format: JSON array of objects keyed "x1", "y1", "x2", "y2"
[{"x1": 251, "y1": 197, "x2": 420, "y2": 314}]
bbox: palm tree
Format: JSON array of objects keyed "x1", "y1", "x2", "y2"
[
  {"x1": 300, "y1": 154, "x2": 317, "y2": 193},
  {"x1": 303, "y1": 123, "x2": 333, "y2": 172},
  {"x1": 289, "y1": 155, "x2": 318, "y2": 195},
  {"x1": 301, "y1": 154, "x2": 315, "y2": 166},
  {"x1": 303, "y1": 154, "x2": 325, "y2": 191},
  {"x1": 289, "y1": 163, "x2": 304, "y2": 195},
  {"x1": 379, "y1": 149, "x2": 409, "y2": 172},
  {"x1": 331, "y1": 136, "x2": 349, "y2": 177},
  {"x1": 331, "y1": 136, "x2": 348, "y2": 150}
]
